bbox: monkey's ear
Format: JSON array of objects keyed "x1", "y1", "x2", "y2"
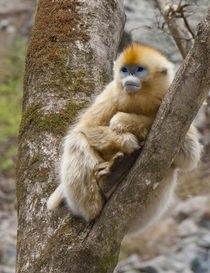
[{"x1": 160, "y1": 68, "x2": 168, "y2": 75}]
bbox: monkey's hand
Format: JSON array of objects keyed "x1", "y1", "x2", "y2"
[
  {"x1": 116, "y1": 132, "x2": 140, "y2": 154},
  {"x1": 110, "y1": 112, "x2": 153, "y2": 140},
  {"x1": 81, "y1": 126, "x2": 139, "y2": 155},
  {"x1": 173, "y1": 125, "x2": 202, "y2": 171}
]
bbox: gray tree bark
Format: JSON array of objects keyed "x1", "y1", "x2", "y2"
[
  {"x1": 16, "y1": 0, "x2": 125, "y2": 272},
  {"x1": 16, "y1": 1, "x2": 209, "y2": 273}
]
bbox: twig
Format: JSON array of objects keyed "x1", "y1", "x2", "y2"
[
  {"x1": 179, "y1": 8, "x2": 195, "y2": 38},
  {"x1": 154, "y1": 0, "x2": 193, "y2": 58}
]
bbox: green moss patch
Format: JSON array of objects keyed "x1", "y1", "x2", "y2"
[
  {"x1": 47, "y1": 68, "x2": 95, "y2": 98},
  {"x1": 19, "y1": 101, "x2": 84, "y2": 138},
  {"x1": 26, "y1": 0, "x2": 89, "y2": 71}
]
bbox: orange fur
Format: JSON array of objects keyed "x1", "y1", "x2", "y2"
[{"x1": 123, "y1": 43, "x2": 166, "y2": 66}]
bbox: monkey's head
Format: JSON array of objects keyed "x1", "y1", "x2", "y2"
[{"x1": 114, "y1": 43, "x2": 174, "y2": 96}]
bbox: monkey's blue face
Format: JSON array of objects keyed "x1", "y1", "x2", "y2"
[{"x1": 120, "y1": 65, "x2": 147, "y2": 93}]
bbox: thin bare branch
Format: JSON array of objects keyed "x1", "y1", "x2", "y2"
[{"x1": 154, "y1": 0, "x2": 194, "y2": 58}]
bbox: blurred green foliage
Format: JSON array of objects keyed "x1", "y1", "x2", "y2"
[{"x1": 0, "y1": 36, "x2": 27, "y2": 175}]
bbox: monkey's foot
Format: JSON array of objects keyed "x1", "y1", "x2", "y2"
[
  {"x1": 95, "y1": 152, "x2": 124, "y2": 179},
  {"x1": 94, "y1": 162, "x2": 110, "y2": 180},
  {"x1": 94, "y1": 152, "x2": 125, "y2": 198}
]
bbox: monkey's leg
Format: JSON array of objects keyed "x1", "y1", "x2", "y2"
[
  {"x1": 47, "y1": 130, "x2": 105, "y2": 221},
  {"x1": 47, "y1": 126, "x2": 138, "y2": 217},
  {"x1": 60, "y1": 131, "x2": 105, "y2": 221},
  {"x1": 173, "y1": 125, "x2": 202, "y2": 171},
  {"x1": 109, "y1": 112, "x2": 153, "y2": 140}
]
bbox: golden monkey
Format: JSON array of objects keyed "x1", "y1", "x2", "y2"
[{"x1": 47, "y1": 43, "x2": 201, "y2": 231}]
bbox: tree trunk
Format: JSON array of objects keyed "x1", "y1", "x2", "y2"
[
  {"x1": 16, "y1": 1, "x2": 210, "y2": 272},
  {"x1": 16, "y1": 0, "x2": 125, "y2": 272}
]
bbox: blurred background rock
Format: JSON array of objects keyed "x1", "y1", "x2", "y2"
[{"x1": 0, "y1": 0, "x2": 209, "y2": 272}]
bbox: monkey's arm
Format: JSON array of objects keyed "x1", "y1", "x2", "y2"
[
  {"x1": 109, "y1": 113, "x2": 201, "y2": 171},
  {"x1": 77, "y1": 86, "x2": 140, "y2": 156},
  {"x1": 173, "y1": 125, "x2": 202, "y2": 170},
  {"x1": 81, "y1": 126, "x2": 139, "y2": 158},
  {"x1": 109, "y1": 112, "x2": 154, "y2": 140}
]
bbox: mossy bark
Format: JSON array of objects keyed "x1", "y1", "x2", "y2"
[{"x1": 16, "y1": 0, "x2": 125, "y2": 272}]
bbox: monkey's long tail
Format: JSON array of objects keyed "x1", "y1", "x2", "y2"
[{"x1": 47, "y1": 184, "x2": 63, "y2": 210}]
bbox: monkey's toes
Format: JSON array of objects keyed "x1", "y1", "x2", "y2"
[
  {"x1": 113, "y1": 152, "x2": 124, "y2": 161},
  {"x1": 94, "y1": 162, "x2": 110, "y2": 180}
]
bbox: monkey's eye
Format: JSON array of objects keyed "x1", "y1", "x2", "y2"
[
  {"x1": 134, "y1": 65, "x2": 147, "y2": 77},
  {"x1": 122, "y1": 66, "x2": 128, "y2": 72},
  {"x1": 137, "y1": 66, "x2": 144, "y2": 72},
  {"x1": 120, "y1": 65, "x2": 130, "y2": 77}
]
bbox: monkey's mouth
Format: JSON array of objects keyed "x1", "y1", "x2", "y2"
[
  {"x1": 124, "y1": 83, "x2": 141, "y2": 93},
  {"x1": 122, "y1": 76, "x2": 141, "y2": 93}
]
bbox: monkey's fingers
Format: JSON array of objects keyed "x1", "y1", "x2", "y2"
[
  {"x1": 109, "y1": 152, "x2": 124, "y2": 172},
  {"x1": 94, "y1": 162, "x2": 110, "y2": 181},
  {"x1": 94, "y1": 162, "x2": 110, "y2": 174},
  {"x1": 93, "y1": 162, "x2": 110, "y2": 199}
]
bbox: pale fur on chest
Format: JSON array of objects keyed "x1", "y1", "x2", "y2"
[{"x1": 117, "y1": 91, "x2": 161, "y2": 117}]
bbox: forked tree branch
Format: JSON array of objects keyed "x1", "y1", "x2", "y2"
[{"x1": 89, "y1": 5, "x2": 210, "y2": 250}]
